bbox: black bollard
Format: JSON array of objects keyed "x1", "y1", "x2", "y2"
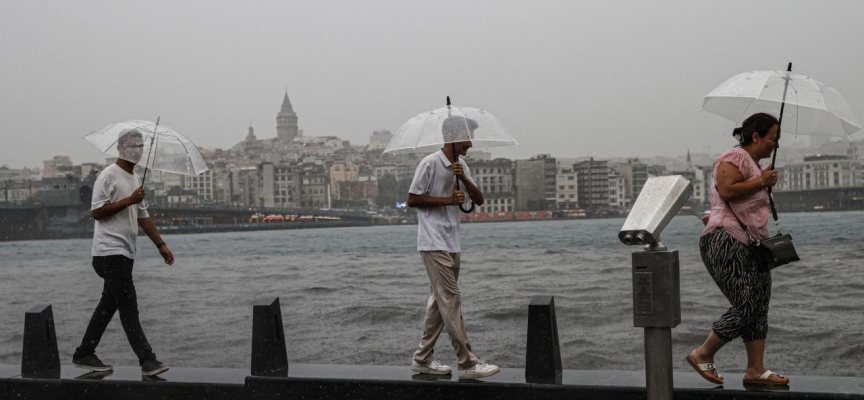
[
  {"x1": 21, "y1": 304, "x2": 60, "y2": 379},
  {"x1": 251, "y1": 298, "x2": 289, "y2": 377},
  {"x1": 525, "y1": 296, "x2": 562, "y2": 384}
]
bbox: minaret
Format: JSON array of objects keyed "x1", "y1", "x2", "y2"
[
  {"x1": 686, "y1": 149, "x2": 693, "y2": 171},
  {"x1": 276, "y1": 91, "x2": 298, "y2": 144}
]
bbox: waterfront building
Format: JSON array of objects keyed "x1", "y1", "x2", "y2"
[
  {"x1": 299, "y1": 164, "x2": 329, "y2": 208},
  {"x1": 472, "y1": 158, "x2": 515, "y2": 212},
  {"x1": 647, "y1": 164, "x2": 667, "y2": 178},
  {"x1": 575, "y1": 158, "x2": 609, "y2": 210},
  {"x1": 230, "y1": 166, "x2": 260, "y2": 207},
  {"x1": 335, "y1": 180, "x2": 378, "y2": 208},
  {"x1": 330, "y1": 162, "x2": 359, "y2": 201},
  {"x1": 0, "y1": 165, "x2": 41, "y2": 182},
  {"x1": 42, "y1": 156, "x2": 73, "y2": 179},
  {"x1": 272, "y1": 164, "x2": 301, "y2": 208},
  {"x1": 184, "y1": 164, "x2": 215, "y2": 201},
  {"x1": 611, "y1": 158, "x2": 646, "y2": 207},
  {"x1": 516, "y1": 154, "x2": 557, "y2": 210},
  {"x1": 778, "y1": 150, "x2": 862, "y2": 191},
  {"x1": 466, "y1": 150, "x2": 492, "y2": 162},
  {"x1": 692, "y1": 165, "x2": 713, "y2": 205},
  {"x1": 555, "y1": 169, "x2": 578, "y2": 209},
  {"x1": 164, "y1": 186, "x2": 198, "y2": 204},
  {"x1": 2, "y1": 179, "x2": 37, "y2": 204},
  {"x1": 251, "y1": 162, "x2": 302, "y2": 209},
  {"x1": 373, "y1": 164, "x2": 415, "y2": 183},
  {"x1": 35, "y1": 176, "x2": 87, "y2": 224},
  {"x1": 1, "y1": 166, "x2": 42, "y2": 204},
  {"x1": 368, "y1": 129, "x2": 392, "y2": 151},
  {"x1": 608, "y1": 168, "x2": 628, "y2": 209}
]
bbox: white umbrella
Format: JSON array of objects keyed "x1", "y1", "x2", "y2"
[
  {"x1": 702, "y1": 64, "x2": 862, "y2": 138},
  {"x1": 84, "y1": 118, "x2": 209, "y2": 184},
  {"x1": 384, "y1": 97, "x2": 519, "y2": 213},
  {"x1": 383, "y1": 100, "x2": 518, "y2": 155}
]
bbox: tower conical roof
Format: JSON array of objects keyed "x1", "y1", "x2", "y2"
[{"x1": 280, "y1": 92, "x2": 294, "y2": 114}]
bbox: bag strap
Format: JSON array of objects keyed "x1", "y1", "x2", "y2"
[
  {"x1": 717, "y1": 184, "x2": 758, "y2": 245},
  {"x1": 767, "y1": 187, "x2": 782, "y2": 234},
  {"x1": 741, "y1": 152, "x2": 783, "y2": 234}
]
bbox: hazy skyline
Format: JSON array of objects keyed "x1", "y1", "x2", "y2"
[{"x1": 2, "y1": 1, "x2": 863, "y2": 168}]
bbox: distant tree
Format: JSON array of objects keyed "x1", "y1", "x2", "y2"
[
  {"x1": 376, "y1": 173, "x2": 398, "y2": 208},
  {"x1": 525, "y1": 199, "x2": 544, "y2": 211},
  {"x1": 397, "y1": 178, "x2": 412, "y2": 203}
]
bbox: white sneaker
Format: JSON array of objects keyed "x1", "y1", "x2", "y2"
[
  {"x1": 411, "y1": 358, "x2": 452, "y2": 375},
  {"x1": 458, "y1": 361, "x2": 500, "y2": 380}
]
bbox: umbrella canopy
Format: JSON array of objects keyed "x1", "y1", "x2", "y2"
[
  {"x1": 84, "y1": 119, "x2": 209, "y2": 177},
  {"x1": 702, "y1": 69, "x2": 862, "y2": 138},
  {"x1": 382, "y1": 104, "x2": 518, "y2": 155}
]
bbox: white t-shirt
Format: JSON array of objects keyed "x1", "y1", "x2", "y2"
[
  {"x1": 408, "y1": 150, "x2": 476, "y2": 253},
  {"x1": 91, "y1": 163, "x2": 150, "y2": 259}
]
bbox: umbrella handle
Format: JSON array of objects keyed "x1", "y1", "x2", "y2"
[
  {"x1": 452, "y1": 141, "x2": 475, "y2": 214},
  {"x1": 140, "y1": 116, "x2": 161, "y2": 187},
  {"x1": 767, "y1": 62, "x2": 792, "y2": 195}
]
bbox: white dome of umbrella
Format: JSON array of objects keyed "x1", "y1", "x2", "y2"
[
  {"x1": 84, "y1": 119, "x2": 209, "y2": 180},
  {"x1": 383, "y1": 104, "x2": 519, "y2": 155},
  {"x1": 702, "y1": 69, "x2": 862, "y2": 138}
]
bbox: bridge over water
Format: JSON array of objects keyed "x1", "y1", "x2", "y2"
[{"x1": 0, "y1": 203, "x2": 379, "y2": 241}]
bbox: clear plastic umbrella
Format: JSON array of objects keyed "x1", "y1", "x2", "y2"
[
  {"x1": 382, "y1": 101, "x2": 519, "y2": 155},
  {"x1": 702, "y1": 65, "x2": 862, "y2": 138},
  {"x1": 384, "y1": 97, "x2": 519, "y2": 213},
  {"x1": 83, "y1": 118, "x2": 209, "y2": 183}
]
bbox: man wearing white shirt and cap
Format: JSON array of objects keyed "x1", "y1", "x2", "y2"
[{"x1": 407, "y1": 116, "x2": 500, "y2": 380}]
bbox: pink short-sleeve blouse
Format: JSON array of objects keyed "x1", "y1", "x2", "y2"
[{"x1": 700, "y1": 147, "x2": 771, "y2": 244}]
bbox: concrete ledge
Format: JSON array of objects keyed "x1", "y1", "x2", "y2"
[
  {"x1": 2, "y1": 364, "x2": 864, "y2": 400},
  {"x1": 3, "y1": 365, "x2": 246, "y2": 400}
]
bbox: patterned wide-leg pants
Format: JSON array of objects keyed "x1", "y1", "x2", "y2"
[{"x1": 699, "y1": 228, "x2": 772, "y2": 342}]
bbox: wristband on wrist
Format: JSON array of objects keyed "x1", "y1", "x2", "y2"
[
  {"x1": 759, "y1": 178, "x2": 766, "y2": 187},
  {"x1": 155, "y1": 242, "x2": 166, "y2": 249}
]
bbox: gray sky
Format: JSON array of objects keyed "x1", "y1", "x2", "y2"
[{"x1": 2, "y1": 0, "x2": 863, "y2": 168}]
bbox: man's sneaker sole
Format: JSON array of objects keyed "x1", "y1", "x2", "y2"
[
  {"x1": 73, "y1": 363, "x2": 113, "y2": 372},
  {"x1": 459, "y1": 366, "x2": 500, "y2": 380},
  {"x1": 411, "y1": 364, "x2": 452, "y2": 375},
  {"x1": 142, "y1": 365, "x2": 169, "y2": 376}
]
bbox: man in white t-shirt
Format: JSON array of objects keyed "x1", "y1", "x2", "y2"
[
  {"x1": 72, "y1": 129, "x2": 175, "y2": 377},
  {"x1": 407, "y1": 116, "x2": 500, "y2": 380}
]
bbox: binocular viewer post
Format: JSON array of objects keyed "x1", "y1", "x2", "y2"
[
  {"x1": 619, "y1": 175, "x2": 692, "y2": 248},
  {"x1": 619, "y1": 175, "x2": 691, "y2": 400}
]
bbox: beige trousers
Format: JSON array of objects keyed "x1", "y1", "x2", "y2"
[{"x1": 412, "y1": 251, "x2": 480, "y2": 370}]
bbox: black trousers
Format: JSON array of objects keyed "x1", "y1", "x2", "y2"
[{"x1": 75, "y1": 255, "x2": 156, "y2": 364}]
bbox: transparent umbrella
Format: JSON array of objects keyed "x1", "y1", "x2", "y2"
[
  {"x1": 384, "y1": 97, "x2": 519, "y2": 213},
  {"x1": 83, "y1": 118, "x2": 209, "y2": 184},
  {"x1": 702, "y1": 64, "x2": 862, "y2": 139},
  {"x1": 383, "y1": 100, "x2": 519, "y2": 155}
]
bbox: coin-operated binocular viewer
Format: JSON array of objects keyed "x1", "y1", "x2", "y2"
[{"x1": 619, "y1": 175, "x2": 692, "y2": 400}]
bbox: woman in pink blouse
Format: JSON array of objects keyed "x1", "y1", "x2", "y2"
[{"x1": 686, "y1": 113, "x2": 790, "y2": 387}]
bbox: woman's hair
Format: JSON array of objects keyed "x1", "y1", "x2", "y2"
[{"x1": 735, "y1": 113, "x2": 779, "y2": 146}]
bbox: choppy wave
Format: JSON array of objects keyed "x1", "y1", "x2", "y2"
[{"x1": 1, "y1": 212, "x2": 863, "y2": 376}]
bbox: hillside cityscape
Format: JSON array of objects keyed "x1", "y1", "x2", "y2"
[{"x1": 2, "y1": 92, "x2": 863, "y2": 239}]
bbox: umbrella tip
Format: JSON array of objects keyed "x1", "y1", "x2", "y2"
[
  {"x1": 787, "y1": 62, "x2": 792, "y2": 71},
  {"x1": 446, "y1": 96, "x2": 451, "y2": 106}
]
